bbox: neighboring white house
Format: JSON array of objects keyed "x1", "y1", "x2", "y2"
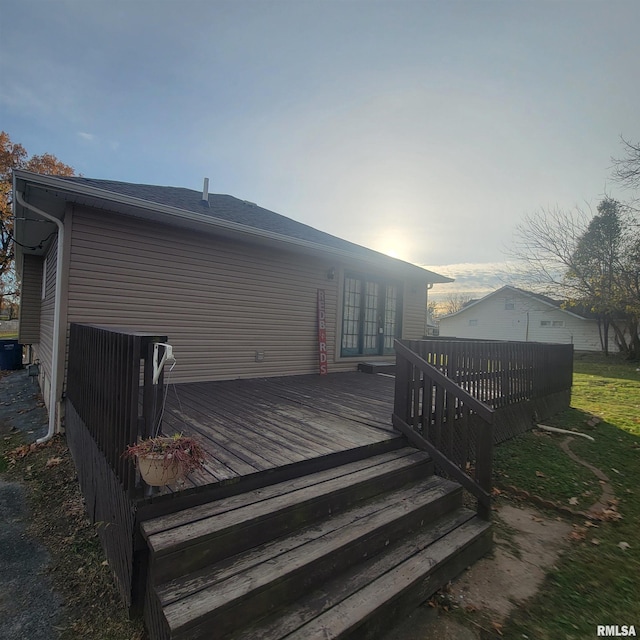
[{"x1": 438, "y1": 285, "x2": 616, "y2": 352}]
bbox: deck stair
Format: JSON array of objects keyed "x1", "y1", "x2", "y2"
[{"x1": 141, "y1": 446, "x2": 492, "y2": 640}]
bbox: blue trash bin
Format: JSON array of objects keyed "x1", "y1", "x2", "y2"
[{"x1": 0, "y1": 340, "x2": 22, "y2": 370}]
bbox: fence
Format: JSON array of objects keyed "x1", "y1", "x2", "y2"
[
  {"x1": 393, "y1": 339, "x2": 574, "y2": 519},
  {"x1": 66, "y1": 324, "x2": 168, "y2": 496},
  {"x1": 401, "y1": 339, "x2": 573, "y2": 410},
  {"x1": 393, "y1": 340, "x2": 495, "y2": 519}
]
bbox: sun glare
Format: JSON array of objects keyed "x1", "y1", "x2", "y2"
[
  {"x1": 374, "y1": 229, "x2": 411, "y2": 261},
  {"x1": 384, "y1": 247, "x2": 400, "y2": 259}
]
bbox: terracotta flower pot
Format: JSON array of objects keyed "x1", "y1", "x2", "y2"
[
  {"x1": 123, "y1": 434, "x2": 206, "y2": 487},
  {"x1": 136, "y1": 454, "x2": 183, "y2": 486}
]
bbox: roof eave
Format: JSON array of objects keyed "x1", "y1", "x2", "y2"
[{"x1": 13, "y1": 170, "x2": 451, "y2": 283}]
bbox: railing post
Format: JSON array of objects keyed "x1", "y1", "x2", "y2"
[
  {"x1": 393, "y1": 340, "x2": 411, "y2": 426},
  {"x1": 475, "y1": 420, "x2": 493, "y2": 520},
  {"x1": 142, "y1": 339, "x2": 166, "y2": 440}
]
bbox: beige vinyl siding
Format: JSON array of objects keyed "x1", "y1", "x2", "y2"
[
  {"x1": 402, "y1": 280, "x2": 429, "y2": 339},
  {"x1": 38, "y1": 239, "x2": 58, "y2": 381},
  {"x1": 67, "y1": 207, "x2": 345, "y2": 382},
  {"x1": 18, "y1": 253, "x2": 43, "y2": 344}
]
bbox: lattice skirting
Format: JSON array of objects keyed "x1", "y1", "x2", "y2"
[{"x1": 65, "y1": 400, "x2": 138, "y2": 608}]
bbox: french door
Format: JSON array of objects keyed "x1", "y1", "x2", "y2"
[{"x1": 341, "y1": 275, "x2": 401, "y2": 357}]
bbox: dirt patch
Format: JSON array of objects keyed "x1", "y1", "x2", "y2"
[
  {"x1": 559, "y1": 436, "x2": 615, "y2": 515},
  {"x1": 450, "y1": 504, "x2": 572, "y2": 617},
  {"x1": 387, "y1": 503, "x2": 572, "y2": 640}
]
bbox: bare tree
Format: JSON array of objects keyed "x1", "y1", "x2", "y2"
[
  {"x1": 508, "y1": 200, "x2": 640, "y2": 358},
  {"x1": 507, "y1": 206, "x2": 589, "y2": 299},
  {"x1": 441, "y1": 293, "x2": 472, "y2": 316},
  {"x1": 612, "y1": 137, "x2": 640, "y2": 191}
]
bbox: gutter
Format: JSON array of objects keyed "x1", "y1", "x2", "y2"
[{"x1": 15, "y1": 190, "x2": 64, "y2": 444}]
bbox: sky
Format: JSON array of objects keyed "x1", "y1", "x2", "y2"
[{"x1": 1, "y1": 0, "x2": 639, "y2": 301}]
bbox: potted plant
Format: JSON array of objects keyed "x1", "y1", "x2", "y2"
[{"x1": 123, "y1": 433, "x2": 206, "y2": 487}]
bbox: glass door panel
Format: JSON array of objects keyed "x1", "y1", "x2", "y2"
[
  {"x1": 383, "y1": 284, "x2": 398, "y2": 354},
  {"x1": 362, "y1": 281, "x2": 380, "y2": 355},
  {"x1": 341, "y1": 277, "x2": 362, "y2": 356},
  {"x1": 341, "y1": 275, "x2": 402, "y2": 357}
]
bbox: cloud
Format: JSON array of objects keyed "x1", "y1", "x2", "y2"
[
  {"x1": 423, "y1": 261, "x2": 517, "y2": 301},
  {"x1": 78, "y1": 132, "x2": 95, "y2": 142}
]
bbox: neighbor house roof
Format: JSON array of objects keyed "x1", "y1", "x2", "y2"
[
  {"x1": 441, "y1": 285, "x2": 593, "y2": 320},
  {"x1": 13, "y1": 171, "x2": 451, "y2": 284}
]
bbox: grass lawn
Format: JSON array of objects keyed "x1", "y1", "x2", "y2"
[{"x1": 494, "y1": 354, "x2": 640, "y2": 640}]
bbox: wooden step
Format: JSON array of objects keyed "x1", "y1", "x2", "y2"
[
  {"x1": 358, "y1": 362, "x2": 396, "y2": 374},
  {"x1": 156, "y1": 475, "x2": 457, "y2": 608},
  {"x1": 231, "y1": 508, "x2": 491, "y2": 640},
  {"x1": 142, "y1": 447, "x2": 433, "y2": 584},
  {"x1": 159, "y1": 476, "x2": 462, "y2": 639}
]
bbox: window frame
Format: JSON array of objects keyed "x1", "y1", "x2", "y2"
[
  {"x1": 540, "y1": 319, "x2": 565, "y2": 328},
  {"x1": 340, "y1": 273, "x2": 403, "y2": 358}
]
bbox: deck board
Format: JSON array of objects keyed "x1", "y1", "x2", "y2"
[{"x1": 156, "y1": 372, "x2": 400, "y2": 494}]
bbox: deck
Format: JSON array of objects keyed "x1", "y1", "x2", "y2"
[
  {"x1": 65, "y1": 326, "x2": 573, "y2": 620},
  {"x1": 157, "y1": 371, "x2": 402, "y2": 494}
]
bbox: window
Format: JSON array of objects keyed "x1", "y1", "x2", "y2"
[
  {"x1": 341, "y1": 275, "x2": 402, "y2": 357},
  {"x1": 541, "y1": 320, "x2": 565, "y2": 328},
  {"x1": 504, "y1": 298, "x2": 515, "y2": 310},
  {"x1": 469, "y1": 319, "x2": 478, "y2": 326}
]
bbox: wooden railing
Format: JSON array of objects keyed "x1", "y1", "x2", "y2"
[
  {"x1": 401, "y1": 339, "x2": 573, "y2": 409},
  {"x1": 66, "y1": 324, "x2": 168, "y2": 495},
  {"x1": 393, "y1": 340, "x2": 495, "y2": 519}
]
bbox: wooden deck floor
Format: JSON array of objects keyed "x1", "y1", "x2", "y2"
[{"x1": 157, "y1": 372, "x2": 402, "y2": 494}]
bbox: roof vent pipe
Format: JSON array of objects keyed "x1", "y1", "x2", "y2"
[{"x1": 201, "y1": 178, "x2": 210, "y2": 207}]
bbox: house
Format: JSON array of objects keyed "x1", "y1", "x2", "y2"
[
  {"x1": 13, "y1": 170, "x2": 450, "y2": 428},
  {"x1": 438, "y1": 285, "x2": 615, "y2": 352},
  {"x1": 12, "y1": 172, "x2": 576, "y2": 639}
]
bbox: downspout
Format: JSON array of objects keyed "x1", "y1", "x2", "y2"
[
  {"x1": 425, "y1": 283, "x2": 433, "y2": 337},
  {"x1": 15, "y1": 191, "x2": 64, "y2": 444}
]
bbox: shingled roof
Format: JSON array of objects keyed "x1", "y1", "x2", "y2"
[
  {"x1": 60, "y1": 176, "x2": 360, "y2": 247},
  {"x1": 50, "y1": 176, "x2": 449, "y2": 281},
  {"x1": 13, "y1": 171, "x2": 451, "y2": 283},
  {"x1": 446, "y1": 285, "x2": 597, "y2": 319}
]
